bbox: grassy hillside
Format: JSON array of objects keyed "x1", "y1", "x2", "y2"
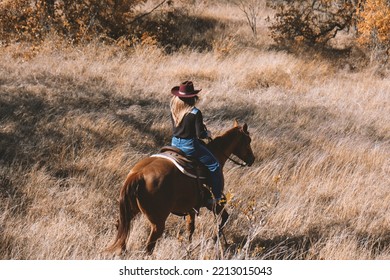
[{"x1": 0, "y1": 1, "x2": 389, "y2": 260}]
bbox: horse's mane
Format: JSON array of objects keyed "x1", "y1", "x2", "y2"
[{"x1": 207, "y1": 126, "x2": 241, "y2": 151}]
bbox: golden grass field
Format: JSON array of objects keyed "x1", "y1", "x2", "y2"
[{"x1": 0, "y1": 1, "x2": 389, "y2": 260}]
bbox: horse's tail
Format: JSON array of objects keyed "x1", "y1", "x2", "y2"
[{"x1": 105, "y1": 172, "x2": 142, "y2": 255}]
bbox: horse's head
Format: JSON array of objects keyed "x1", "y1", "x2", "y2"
[{"x1": 231, "y1": 120, "x2": 255, "y2": 166}]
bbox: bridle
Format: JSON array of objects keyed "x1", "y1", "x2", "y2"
[
  {"x1": 226, "y1": 154, "x2": 248, "y2": 167},
  {"x1": 207, "y1": 128, "x2": 251, "y2": 167}
]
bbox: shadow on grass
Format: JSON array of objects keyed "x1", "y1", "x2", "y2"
[
  {"x1": 228, "y1": 229, "x2": 390, "y2": 260},
  {"x1": 133, "y1": 10, "x2": 224, "y2": 53},
  {"x1": 0, "y1": 80, "x2": 170, "y2": 170},
  {"x1": 357, "y1": 231, "x2": 390, "y2": 258},
  {"x1": 0, "y1": 90, "x2": 172, "y2": 233},
  {"x1": 0, "y1": 76, "x2": 172, "y2": 219},
  {"x1": 228, "y1": 231, "x2": 320, "y2": 260}
]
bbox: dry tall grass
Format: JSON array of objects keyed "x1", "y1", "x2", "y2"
[{"x1": 0, "y1": 1, "x2": 389, "y2": 260}]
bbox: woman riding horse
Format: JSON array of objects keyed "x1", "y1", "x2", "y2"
[
  {"x1": 105, "y1": 82, "x2": 255, "y2": 255},
  {"x1": 170, "y1": 81, "x2": 223, "y2": 207}
]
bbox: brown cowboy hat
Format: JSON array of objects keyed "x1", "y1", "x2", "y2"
[{"x1": 171, "y1": 81, "x2": 202, "y2": 98}]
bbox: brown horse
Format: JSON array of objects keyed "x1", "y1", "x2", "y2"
[{"x1": 105, "y1": 120, "x2": 255, "y2": 254}]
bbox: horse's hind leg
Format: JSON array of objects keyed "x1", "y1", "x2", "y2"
[
  {"x1": 186, "y1": 210, "x2": 196, "y2": 241},
  {"x1": 146, "y1": 221, "x2": 165, "y2": 253}
]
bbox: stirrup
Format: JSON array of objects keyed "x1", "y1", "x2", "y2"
[
  {"x1": 218, "y1": 196, "x2": 227, "y2": 206},
  {"x1": 207, "y1": 197, "x2": 226, "y2": 207},
  {"x1": 217, "y1": 193, "x2": 227, "y2": 206}
]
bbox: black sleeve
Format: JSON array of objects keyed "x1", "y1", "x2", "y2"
[{"x1": 195, "y1": 110, "x2": 208, "y2": 139}]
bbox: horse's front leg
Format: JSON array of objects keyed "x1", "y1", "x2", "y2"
[
  {"x1": 186, "y1": 210, "x2": 196, "y2": 241},
  {"x1": 215, "y1": 204, "x2": 229, "y2": 246}
]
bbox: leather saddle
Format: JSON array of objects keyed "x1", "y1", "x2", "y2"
[
  {"x1": 151, "y1": 146, "x2": 210, "y2": 181},
  {"x1": 151, "y1": 146, "x2": 213, "y2": 215}
]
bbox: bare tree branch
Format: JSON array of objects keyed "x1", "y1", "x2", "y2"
[{"x1": 130, "y1": 0, "x2": 168, "y2": 24}]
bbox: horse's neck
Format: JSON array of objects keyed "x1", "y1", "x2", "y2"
[{"x1": 207, "y1": 128, "x2": 239, "y2": 168}]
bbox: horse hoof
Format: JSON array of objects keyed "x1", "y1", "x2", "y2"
[{"x1": 113, "y1": 247, "x2": 125, "y2": 257}]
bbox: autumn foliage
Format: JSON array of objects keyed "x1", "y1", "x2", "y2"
[
  {"x1": 269, "y1": 0, "x2": 356, "y2": 46},
  {"x1": 0, "y1": 0, "x2": 146, "y2": 43},
  {"x1": 1, "y1": 0, "x2": 389, "y2": 63},
  {"x1": 356, "y1": 0, "x2": 390, "y2": 62}
]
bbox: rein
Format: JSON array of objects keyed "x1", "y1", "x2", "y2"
[
  {"x1": 207, "y1": 133, "x2": 248, "y2": 167},
  {"x1": 227, "y1": 155, "x2": 247, "y2": 167}
]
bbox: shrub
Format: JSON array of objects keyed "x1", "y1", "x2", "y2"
[
  {"x1": 268, "y1": 0, "x2": 357, "y2": 47},
  {"x1": 0, "y1": 0, "x2": 219, "y2": 52},
  {"x1": 0, "y1": 0, "x2": 146, "y2": 44},
  {"x1": 356, "y1": 0, "x2": 390, "y2": 63},
  {"x1": 234, "y1": 0, "x2": 265, "y2": 39}
]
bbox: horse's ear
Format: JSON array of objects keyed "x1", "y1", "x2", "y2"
[
  {"x1": 243, "y1": 123, "x2": 248, "y2": 133},
  {"x1": 234, "y1": 119, "x2": 239, "y2": 127}
]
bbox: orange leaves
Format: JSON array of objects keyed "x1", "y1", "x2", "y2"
[
  {"x1": 357, "y1": 0, "x2": 390, "y2": 46},
  {"x1": 355, "y1": 0, "x2": 390, "y2": 63},
  {"x1": 269, "y1": 0, "x2": 389, "y2": 63},
  {"x1": 0, "y1": 0, "x2": 146, "y2": 44}
]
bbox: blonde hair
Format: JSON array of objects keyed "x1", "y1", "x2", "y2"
[{"x1": 170, "y1": 96, "x2": 198, "y2": 127}]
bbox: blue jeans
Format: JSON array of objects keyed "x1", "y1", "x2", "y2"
[{"x1": 171, "y1": 137, "x2": 223, "y2": 199}]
